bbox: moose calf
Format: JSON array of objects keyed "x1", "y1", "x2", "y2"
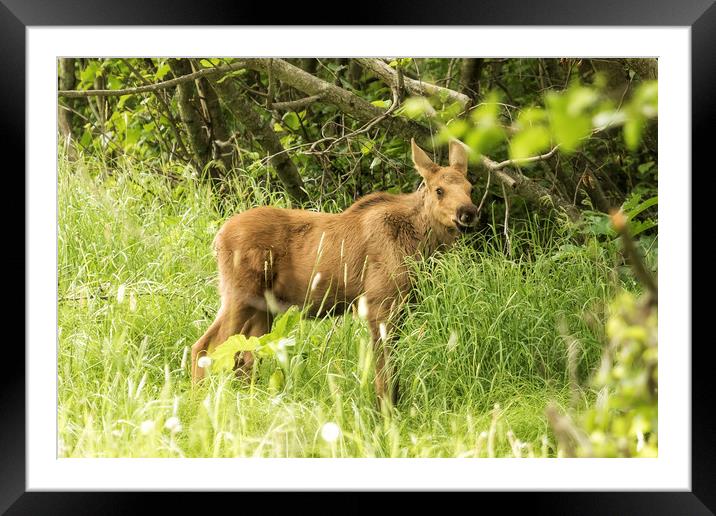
[{"x1": 191, "y1": 139, "x2": 478, "y2": 406}]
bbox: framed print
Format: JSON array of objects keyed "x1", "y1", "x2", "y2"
[{"x1": 4, "y1": 0, "x2": 713, "y2": 512}]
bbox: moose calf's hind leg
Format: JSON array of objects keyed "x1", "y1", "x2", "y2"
[
  {"x1": 191, "y1": 303, "x2": 255, "y2": 383},
  {"x1": 191, "y1": 311, "x2": 225, "y2": 382},
  {"x1": 233, "y1": 310, "x2": 271, "y2": 380}
]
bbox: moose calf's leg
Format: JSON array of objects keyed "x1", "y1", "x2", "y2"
[
  {"x1": 191, "y1": 302, "x2": 254, "y2": 382},
  {"x1": 369, "y1": 314, "x2": 399, "y2": 408},
  {"x1": 232, "y1": 310, "x2": 271, "y2": 380},
  {"x1": 191, "y1": 310, "x2": 224, "y2": 381}
]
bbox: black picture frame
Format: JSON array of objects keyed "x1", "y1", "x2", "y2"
[{"x1": 4, "y1": 0, "x2": 712, "y2": 513}]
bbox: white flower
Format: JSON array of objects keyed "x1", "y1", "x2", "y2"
[
  {"x1": 164, "y1": 416, "x2": 182, "y2": 434},
  {"x1": 139, "y1": 420, "x2": 155, "y2": 435},
  {"x1": 197, "y1": 356, "x2": 212, "y2": 369},
  {"x1": 447, "y1": 331, "x2": 458, "y2": 352},
  {"x1": 277, "y1": 337, "x2": 295, "y2": 349},
  {"x1": 379, "y1": 323, "x2": 388, "y2": 342},
  {"x1": 357, "y1": 296, "x2": 369, "y2": 320},
  {"x1": 310, "y1": 272, "x2": 322, "y2": 292},
  {"x1": 116, "y1": 284, "x2": 126, "y2": 304},
  {"x1": 129, "y1": 291, "x2": 137, "y2": 312},
  {"x1": 320, "y1": 422, "x2": 342, "y2": 443}
]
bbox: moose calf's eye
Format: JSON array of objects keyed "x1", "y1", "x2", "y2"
[{"x1": 436, "y1": 187, "x2": 444, "y2": 197}]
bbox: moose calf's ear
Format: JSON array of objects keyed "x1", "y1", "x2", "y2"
[
  {"x1": 449, "y1": 140, "x2": 468, "y2": 175},
  {"x1": 411, "y1": 138, "x2": 439, "y2": 178}
]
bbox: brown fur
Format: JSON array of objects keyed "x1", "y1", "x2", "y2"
[{"x1": 191, "y1": 139, "x2": 478, "y2": 407}]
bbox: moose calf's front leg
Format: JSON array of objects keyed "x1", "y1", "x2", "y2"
[{"x1": 369, "y1": 314, "x2": 399, "y2": 408}]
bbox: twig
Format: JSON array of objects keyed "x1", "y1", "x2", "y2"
[
  {"x1": 58, "y1": 60, "x2": 248, "y2": 97},
  {"x1": 270, "y1": 93, "x2": 325, "y2": 111},
  {"x1": 475, "y1": 169, "x2": 491, "y2": 216},
  {"x1": 309, "y1": 84, "x2": 401, "y2": 154},
  {"x1": 120, "y1": 58, "x2": 191, "y2": 162},
  {"x1": 266, "y1": 58, "x2": 275, "y2": 109},
  {"x1": 611, "y1": 210, "x2": 658, "y2": 305},
  {"x1": 483, "y1": 145, "x2": 561, "y2": 172},
  {"x1": 501, "y1": 181, "x2": 512, "y2": 257},
  {"x1": 355, "y1": 58, "x2": 471, "y2": 107}
]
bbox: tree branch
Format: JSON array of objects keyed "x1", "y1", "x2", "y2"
[
  {"x1": 479, "y1": 153, "x2": 580, "y2": 222},
  {"x1": 271, "y1": 93, "x2": 325, "y2": 111},
  {"x1": 482, "y1": 145, "x2": 561, "y2": 171},
  {"x1": 240, "y1": 58, "x2": 434, "y2": 145},
  {"x1": 213, "y1": 78, "x2": 308, "y2": 203},
  {"x1": 356, "y1": 58, "x2": 471, "y2": 107},
  {"x1": 58, "y1": 60, "x2": 248, "y2": 98},
  {"x1": 611, "y1": 210, "x2": 658, "y2": 305}
]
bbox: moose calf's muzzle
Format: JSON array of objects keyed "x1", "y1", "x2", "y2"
[{"x1": 457, "y1": 204, "x2": 479, "y2": 227}]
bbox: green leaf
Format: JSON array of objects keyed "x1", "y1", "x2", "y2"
[
  {"x1": 470, "y1": 93, "x2": 501, "y2": 124},
  {"x1": 79, "y1": 61, "x2": 100, "y2": 87},
  {"x1": 155, "y1": 63, "x2": 171, "y2": 80},
  {"x1": 107, "y1": 76, "x2": 123, "y2": 90},
  {"x1": 623, "y1": 117, "x2": 645, "y2": 151},
  {"x1": 625, "y1": 195, "x2": 658, "y2": 220},
  {"x1": 401, "y1": 97, "x2": 432, "y2": 119},
  {"x1": 517, "y1": 107, "x2": 547, "y2": 125},
  {"x1": 282, "y1": 111, "x2": 301, "y2": 131},
  {"x1": 125, "y1": 125, "x2": 141, "y2": 148},
  {"x1": 509, "y1": 126, "x2": 551, "y2": 161},
  {"x1": 210, "y1": 334, "x2": 260, "y2": 371},
  {"x1": 269, "y1": 306, "x2": 301, "y2": 339},
  {"x1": 630, "y1": 219, "x2": 657, "y2": 237},
  {"x1": 637, "y1": 161, "x2": 655, "y2": 174},
  {"x1": 200, "y1": 58, "x2": 222, "y2": 68},
  {"x1": 464, "y1": 126, "x2": 504, "y2": 158},
  {"x1": 268, "y1": 369, "x2": 285, "y2": 394},
  {"x1": 567, "y1": 86, "x2": 599, "y2": 116},
  {"x1": 546, "y1": 91, "x2": 591, "y2": 153},
  {"x1": 360, "y1": 140, "x2": 374, "y2": 155}
]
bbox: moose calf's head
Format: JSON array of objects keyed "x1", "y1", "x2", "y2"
[{"x1": 411, "y1": 138, "x2": 478, "y2": 233}]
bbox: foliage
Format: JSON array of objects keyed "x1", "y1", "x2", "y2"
[
  {"x1": 59, "y1": 58, "x2": 658, "y2": 224},
  {"x1": 428, "y1": 80, "x2": 658, "y2": 162},
  {"x1": 548, "y1": 289, "x2": 658, "y2": 458},
  {"x1": 584, "y1": 290, "x2": 658, "y2": 457},
  {"x1": 209, "y1": 306, "x2": 301, "y2": 376}
]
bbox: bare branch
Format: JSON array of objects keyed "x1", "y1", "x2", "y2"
[
  {"x1": 240, "y1": 58, "x2": 434, "y2": 145},
  {"x1": 271, "y1": 93, "x2": 325, "y2": 111},
  {"x1": 611, "y1": 210, "x2": 658, "y2": 305},
  {"x1": 213, "y1": 78, "x2": 308, "y2": 202},
  {"x1": 477, "y1": 154, "x2": 580, "y2": 222},
  {"x1": 482, "y1": 145, "x2": 561, "y2": 172},
  {"x1": 58, "y1": 60, "x2": 248, "y2": 98},
  {"x1": 356, "y1": 58, "x2": 471, "y2": 107}
]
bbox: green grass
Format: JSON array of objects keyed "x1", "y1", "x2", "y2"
[{"x1": 58, "y1": 149, "x2": 627, "y2": 458}]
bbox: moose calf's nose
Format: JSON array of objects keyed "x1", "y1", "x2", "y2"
[{"x1": 458, "y1": 205, "x2": 478, "y2": 226}]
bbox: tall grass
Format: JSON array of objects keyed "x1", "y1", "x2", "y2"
[{"x1": 58, "y1": 149, "x2": 626, "y2": 458}]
